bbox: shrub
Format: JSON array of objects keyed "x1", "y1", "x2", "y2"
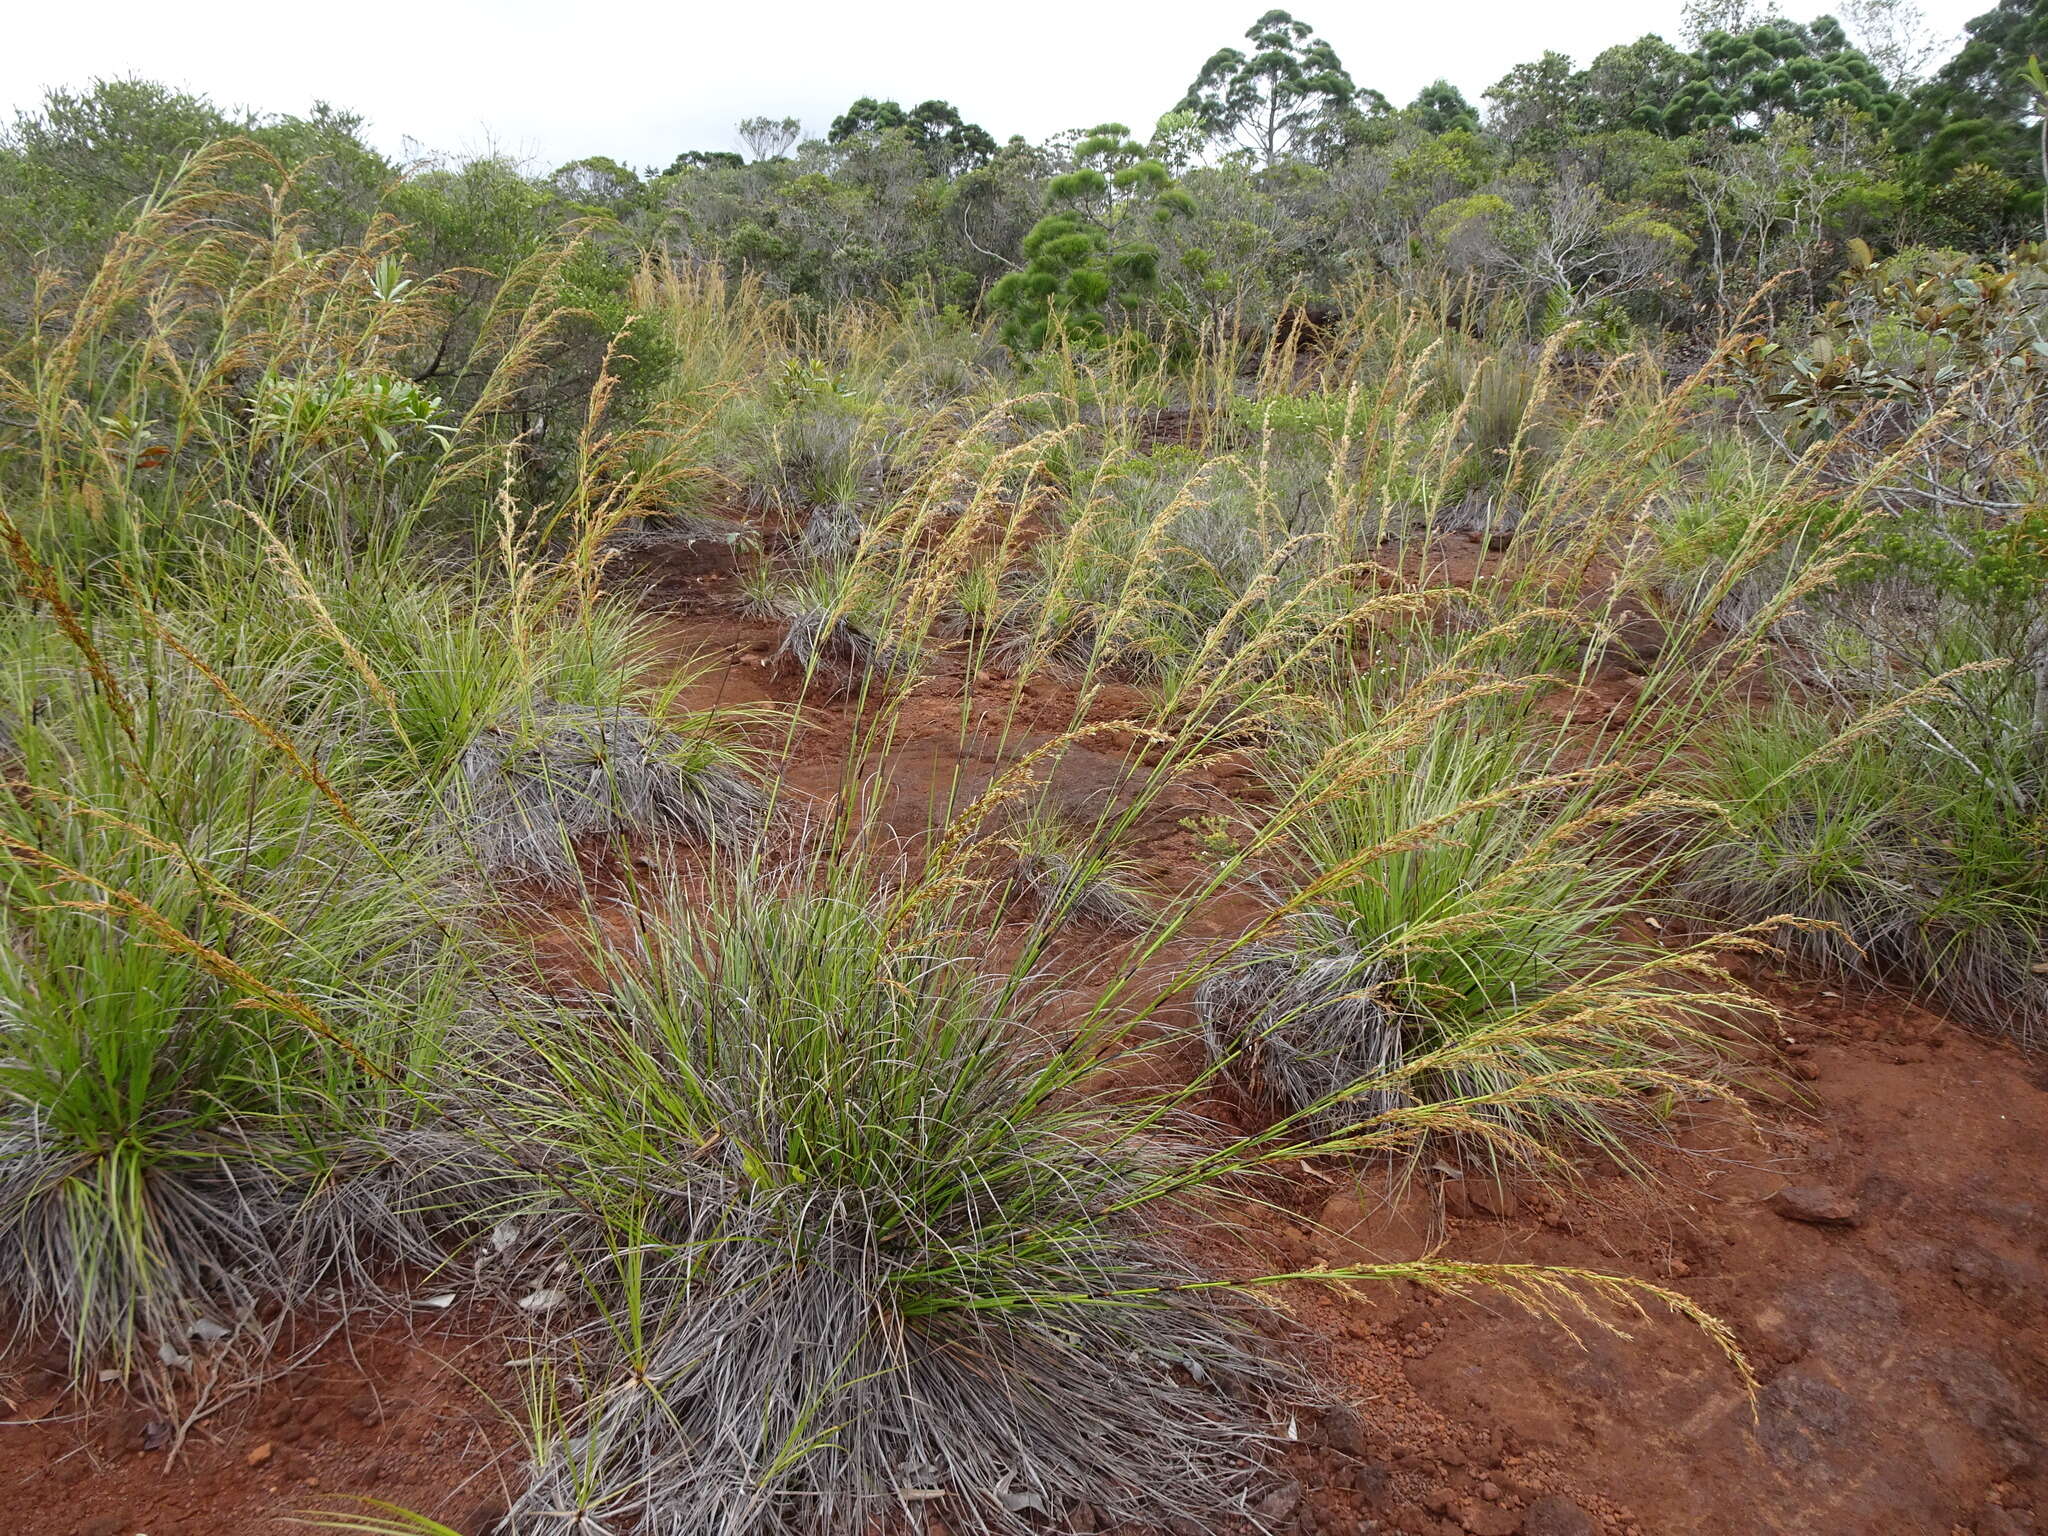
[
  {"x1": 488, "y1": 868, "x2": 1298, "y2": 1536},
  {"x1": 1684, "y1": 695, "x2": 2048, "y2": 1041},
  {"x1": 990, "y1": 126, "x2": 1192, "y2": 351}
]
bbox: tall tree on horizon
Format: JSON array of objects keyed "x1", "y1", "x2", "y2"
[
  {"x1": 1177, "y1": 10, "x2": 1380, "y2": 164},
  {"x1": 1665, "y1": 16, "x2": 1901, "y2": 135},
  {"x1": 1409, "y1": 80, "x2": 1481, "y2": 135},
  {"x1": 827, "y1": 98, "x2": 997, "y2": 171},
  {"x1": 737, "y1": 116, "x2": 801, "y2": 162}
]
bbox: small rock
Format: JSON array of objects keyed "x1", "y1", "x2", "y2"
[
  {"x1": 247, "y1": 1440, "x2": 274, "y2": 1466},
  {"x1": 1757, "y1": 1369, "x2": 1858, "y2": 1468},
  {"x1": 1604, "y1": 610, "x2": 1668, "y2": 673},
  {"x1": 1951, "y1": 1245, "x2": 2034, "y2": 1321},
  {"x1": 1339, "y1": 1462, "x2": 1393, "y2": 1499},
  {"x1": 1460, "y1": 1502, "x2": 1523, "y2": 1536},
  {"x1": 1467, "y1": 1178, "x2": 1520, "y2": 1220},
  {"x1": 1442, "y1": 1176, "x2": 1519, "y2": 1220},
  {"x1": 1315, "y1": 1191, "x2": 1431, "y2": 1264},
  {"x1": 10, "y1": 1392, "x2": 60, "y2": 1425},
  {"x1": 107, "y1": 1408, "x2": 155, "y2": 1454},
  {"x1": 1745, "y1": 1304, "x2": 1810, "y2": 1368},
  {"x1": 1311, "y1": 1404, "x2": 1371, "y2": 1456},
  {"x1": 1768, "y1": 1186, "x2": 1860, "y2": 1226},
  {"x1": 1256, "y1": 1478, "x2": 1303, "y2": 1521},
  {"x1": 1522, "y1": 1495, "x2": 1595, "y2": 1536}
]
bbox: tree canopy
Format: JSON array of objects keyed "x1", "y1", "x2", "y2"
[
  {"x1": 1900, "y1": 0, "x2": 2048, "y2": 182},
  {"x1": 826, "y1": 97, "x2": 998, "y2": 171},
  {"x1": 1409, "y1": 81, "x2": 1481, "y2": 136},
  {"x1": 1665, "y1": 18, "x2": 1901, "y2": 136},
  {"x1": 1177, "y1": 9, "x2": 1379, "y2": 164}
]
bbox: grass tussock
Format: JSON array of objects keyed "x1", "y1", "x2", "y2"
[{"x1": 488, "y1": 867, "x2": 1297, "y2": 1536}]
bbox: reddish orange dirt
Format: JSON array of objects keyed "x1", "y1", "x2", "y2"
[
  {"x1": 7, "y1": 984, "x2": 2041, "y2": 1535},
  {"x1": 6, "y1": 534, "x2": 2044, "y2": 1536}
]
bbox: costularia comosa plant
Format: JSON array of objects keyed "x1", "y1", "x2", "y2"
[
  {"x1": 487, "y1": 865, "x2": 1299, "y2": 1536},
  {"x1": 990, "y1": 124, "x2": 1192, "y2": 351}
]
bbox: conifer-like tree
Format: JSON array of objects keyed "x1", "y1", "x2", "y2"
[
  {"x1": 989, "y1": 124, "x2": 1192, "y2": 351},
  {"x1": 1666, "y1": 17, "x2": 1900, "y2": 136},
  {"x1": 1573, "y1": 35, "x2": 1698, "y2": 134},
  {"x1": 2022, "y1": 54, "x2": 2048, "y2": 239},
  {"x1": 1177, "y1": 10, "x2": 1374, "y2": 164},
  {"x1": 1901, "y1": 0, "x2": 2048, "y2": 184},
  {"x1": 665, "y1": 149, "x2": 744, "y2": 173},
  {"x1": 1409, "y1": 81, "x2": 1480, "y2": 135}
]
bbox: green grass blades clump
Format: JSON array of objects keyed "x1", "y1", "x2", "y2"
[
  {"x1": 1684, "y1": 697, "x2": 2048, "y2": 1041},
  {"x1": 196, "y1": 555, "x2": 771, "y2": 884},
  {"x1": 1682, "y1": 702, "x2": 1929, "y2": 978},
  {"x1": 997, "y1": 810, "x2": 1153, "y2": 932},
  {"x1": 1200, "y1": 712, "x2": 1741, "y2": 1167},
  {"x1": 0, "y1": 636, "x2": 481, "y2": 1378},
  {"x1": 488, "y1": 863, "x2": 1295, "y2": 1536}
]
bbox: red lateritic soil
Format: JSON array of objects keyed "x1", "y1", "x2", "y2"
[
  {"x1": 5, "y1": 532, "x2": 2043, "y2": 1536},
  {"x1": 6, "y1": 989, "x2": 2041, "y2": 1535}
]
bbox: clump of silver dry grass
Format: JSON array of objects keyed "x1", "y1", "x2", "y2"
[
  {"x1": 453, "y1": 703, "x2": 762, "y2": 883},
  {"x1": 771, "y1": 596, "x2": 892, "y2": 680},
  {"x1": 1196, "y1": 922, "x2": 1406, "y2": 1134}
]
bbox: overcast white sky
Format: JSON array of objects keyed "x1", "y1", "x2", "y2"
[{"x1": 5, "y1": 1, "x2": 1991, "y2": 174}]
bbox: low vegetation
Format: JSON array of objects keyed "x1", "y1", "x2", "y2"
[{"x1": 2, "y1": 7, "x2": 2045, "y2": 1527}]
